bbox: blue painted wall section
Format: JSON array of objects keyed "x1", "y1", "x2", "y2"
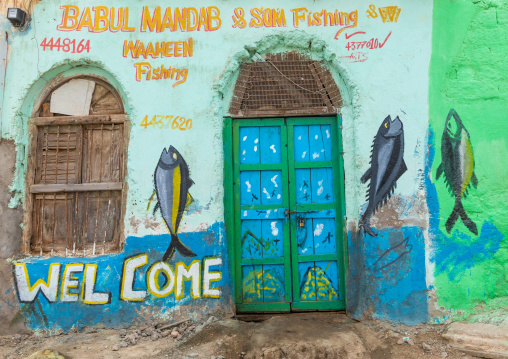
[
  {"x1": 12, "y1": 222, "x2": 230, "y2": 332},
  {"x1": 347, "y1": 226, "x2": 428, "y2": 325}
]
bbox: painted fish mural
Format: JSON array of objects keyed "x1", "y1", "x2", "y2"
[
  {"x1": 436, "y1": 109, "x2": 478, "y2": 235},
  {"x1": 150, "y1": 146, "x2": 196, "y2": 260},
  {"x1": 360, "y1": 116, "x2": 407, "y2": 237}
]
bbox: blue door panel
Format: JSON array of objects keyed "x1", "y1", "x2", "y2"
[
  {"x1": 242, "y1": 265, "x2": 263, "y2": 302},
  {"x1": 313, "y1": 218, "x2": 337, "y2": 255},
  {"x1": 308, "y1": 125, "x2": 332, "y2": 162},
  {"x1": 240, "y1": 219, "x2": 263, "y2": 259},
  {"x1": 298, "y1": 262, "x2": 317, "y2": 301},
  {"x1": 240, "y1": 171, "x2": 261, "y2": 205},
  {"x1": 261, "y1": 264, "x2": 285, "y2": 302},
  {"x1": 260, "y1": 127, "x2": 282, "y2": 164},
  {"x1": 314, "y1": 261, "x2": 340, "y2": 301},
  {"x1": 295, "y1": 169, "x2": 311, "y2": 204},
  {"x1": 310, "y1": 168, "x2": 334, "y2": 203},
  {"x1": 260, "y1": 170, "x2": 283, "y2": 205},
  {"x1": 240, "y1": 127, "x2": 260, "y2": 164},
  {"x1": 293, "y1": 126, "x2": 310, "y2": 162},
  {"x1": 261, "y1": 219, "x2": 284, "y2": 258}
]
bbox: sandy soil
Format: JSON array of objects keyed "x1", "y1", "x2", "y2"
[{"x1": 0, "y1": 313, "x2": 478, "y2": 359}]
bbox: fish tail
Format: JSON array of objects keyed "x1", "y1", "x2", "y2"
[
  {"x1": 446, "y1": 199, "x2": 478, "y2": 235},
  {"x1": 457, "y1": 201, "x2": 478, "y2": 235},
  {"x1": 359, "y1": 212, "x2": 377, "y2": 237},
  {"x1": 445, "y1": 207, "x2": 459, "y2": 233},
  {"x1": 162, "y1": 233, "x2": 197, "y2": 261}
]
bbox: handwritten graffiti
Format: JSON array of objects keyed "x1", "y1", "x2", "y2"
[
  {"x1": 345, "y1": 31, "x2": 391, "y2": 51},
  {"x1": 140, "y1": 7, "x2": 222, "y2": 32},
  {"x1": 40, "y1": 38, "x2": 90, "y2": 53},
  {"x1": 436, "y1": 109, "x2": 478, "y2": 235},
  {"x1": 373, "y1": 237, "x2": 412, "y2": 270},
  {"x1": 338, "y1": 52, "x2": 368, "y2": 63},
  {"x1": 11, "y1": 298, "x2": 48, "y2": 328},
  {"x1": 360, "y1": 116, "x2": 407, "y2": 237},
  {"x1": 366, "y1": 5, "x2": 378, "y2": 19},
  {"x1": 378, "y1": 6, "x2": 401, "y2": 23},
  {"x1": 323, "y1": 232, "x2": 333, "y2": 244},
  {"x1": 232, "y1": 8, "x2": 247, "y2": 28},
  {"x1": 366, "y1": 5, "x2": 401, "y2": 23},
  {"x1": 133, "y1": 63, "x2": 188, "y2": 86},
  {"x1": 123, "y1": 38, "x2": 193, "y2": 59},
  {"x1": 150, "y1": 146, "x2": 196, "y2": 259},
  {"x1": 13, "y1": 256, "x2": 222, "y2": 304},
  {"x1": 300, "y1": 264, "x2": 338, "y2": 300},
  {"x1": 140, "y1": 115, "x2": 192, "y2": 130},
  {"x1": 241, "y1": 230, "x2": 279, "y2": 255},
  {"x1": 57, "y1": 6, "x2": 221, "y2": 33},
  {"x1": 345, "y1": 31, "x2": 366, "y2": 39},
  {"x1": 57, "y1": 6, "x2": 136, "y2": 32},
  {"x1": 242, "y1": 268, "x2": 283, "y2": 302},
  {"x1": 232, "y1": 7, "x2": 287, "y2": 28}
]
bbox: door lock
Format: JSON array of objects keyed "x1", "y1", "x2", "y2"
[{"x1": 297, "y1": 215, "x2": 306, "y2": 228}]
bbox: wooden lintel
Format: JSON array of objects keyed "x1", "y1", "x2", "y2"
[
  {"x1": 33, "y1": 114, "x2": 126, "y2": 126},
  {"x1": 30, "y1": 182, "x2": 123, "y2": 193}
]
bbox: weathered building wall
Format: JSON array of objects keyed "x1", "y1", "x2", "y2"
[
  {"x1": 0, "y1": 139, "x2": 25, "y2": 335},
  {"x1": 0, "y1": 0, "x2": 458, "y2": 332},
  {"x1": 428, "y1": 0, "x2": 507, "y2": 323}
]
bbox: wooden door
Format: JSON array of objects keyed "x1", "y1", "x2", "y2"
[
  {"x1": 228, "y1": 116, "x2": 345, "y2": 312},
  {"x1": 287, "y1": 117, "x2": 346, "y2": 310}
]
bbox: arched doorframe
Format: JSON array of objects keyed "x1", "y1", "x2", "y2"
[
  {"x1": 213, "y1": 30, "x2": 362, "y2": 310},
  {"x1": 10, "y1": 62, "x2": 132, "y2": 253}
]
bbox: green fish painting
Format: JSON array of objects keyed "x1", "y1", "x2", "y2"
[{"x1": 436, "y1": 109, "x2": 478, "y2": 235}]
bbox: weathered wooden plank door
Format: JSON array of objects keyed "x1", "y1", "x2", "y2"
[{"x1": 229, "y1": 116, "x2": 345, "y2": 312}]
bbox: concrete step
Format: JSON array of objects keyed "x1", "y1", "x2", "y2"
[{"x1": 442, "y1": 323, "x2": 508, "y2": 359}]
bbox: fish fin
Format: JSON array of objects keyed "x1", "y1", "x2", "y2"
[
  {"x1": 446, "y1": 200, "x2": 478, "y2": 235},
  {"x1": 152, "y1": 201, "x2": 160, "y2": 216},
  {"x1": 363, "y1": 223, "x2": 377, "y2": 237},
  {"x1": 456, "y1": 201, "x2": 478, "y2": 235},
  {"x1": 360, "y1": 167, "x2": 372, "y2": 184},
  {"x1": 461, "y1": 214, "x2": 478, "y2": 235},
  {"x1": 445, "y1": 207, "x2": 460, "y2": 233},
  {"x1": 184, "y1": 192, "x2": 195, "y2": 210},
  {"x1": 436, "y1": 164, "x2": 443, "y2": 180},
  {"x1": 359, "y1": 213, "x2": 377, "y2": 237},
  {"x1": 187, "y1": 178, "x2": 195, "y2": 189},
  {"x1": 163, "y1": 233, "x2": 197, "y2": 261},
  {"x1": 147, "y1": 190, "x2": 157, "y2": 211},
  {"x1": 471, "y1": 172, "x2": 478, "y2": 188},
  {"x1": 396, "y1": 160, "x2": 407, "y2": 181}
]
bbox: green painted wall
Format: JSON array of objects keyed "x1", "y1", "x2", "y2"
[{"x1": 429, "y1": 0, "x2": 508, "y2": 321}]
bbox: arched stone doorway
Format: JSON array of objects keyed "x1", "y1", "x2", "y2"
[{"x1": 224, "y1": 51, "x2": 347, "y2": 312}]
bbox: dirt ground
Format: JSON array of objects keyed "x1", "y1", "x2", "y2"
[{"x1": 0, "y1": 313, "x2": 479, "y2": 359}]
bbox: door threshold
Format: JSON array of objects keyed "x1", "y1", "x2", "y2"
[{"x1": 234, "y1": 314, "x2": 279, "y2": 322}]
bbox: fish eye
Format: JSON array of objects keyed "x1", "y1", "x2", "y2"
[
  {"x1": 173, "y1": 153, "x2": 177, "y2": 159},
  {"x1": 384, "y1": 122, "x2": 388, "y2": 128}
]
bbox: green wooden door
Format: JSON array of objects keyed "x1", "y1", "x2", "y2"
[{"x1": 227, "y1": 116, "x2": 345, "y2": 312}]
